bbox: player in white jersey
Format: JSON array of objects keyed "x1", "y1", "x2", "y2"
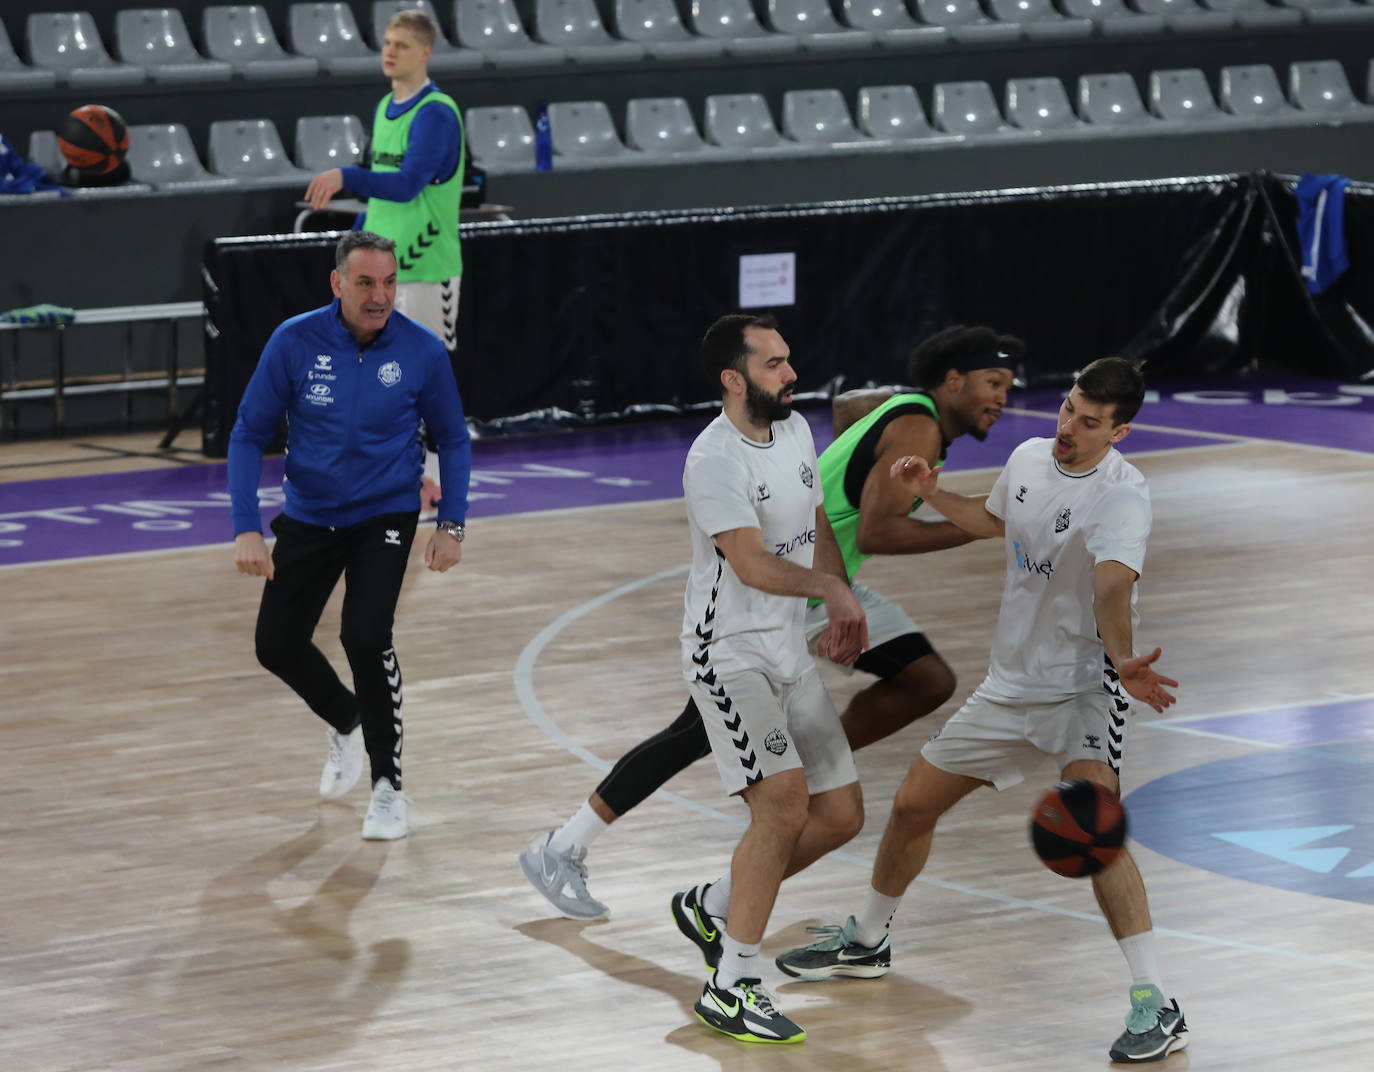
[
  {"x1": 776, "y1": 358, "x2": 1189, "y2": 1065},
  {"x1": 677, "y1": 314, "x2": 868, "y2": 1046}
]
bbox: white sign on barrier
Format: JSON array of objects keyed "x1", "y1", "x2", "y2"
[{"x1": 739, "y1": 253, "x2": 796, "y2": 309}]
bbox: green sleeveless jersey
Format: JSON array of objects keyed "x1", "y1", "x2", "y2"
[
  {"x1": 819, "y1": 392, "x2": 947, "y2": 583},
  {"x1": 366, "y1": 89, "x2": 464, "y2": 283}
]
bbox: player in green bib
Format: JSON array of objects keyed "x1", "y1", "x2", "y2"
[
  {"x1": 305, "y1": 8, "x2": 465, "y2": 508},
  {"x1": 518, "y1": 325, "x2": 1022, "y2": 920},
  {"x1": 306, "y1": 8, "x2": 464, "y2": 351}
]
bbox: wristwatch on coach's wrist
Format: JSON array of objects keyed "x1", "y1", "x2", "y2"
[{"x1": 436, "y1": 520, "x2": 466, "y2": 542}]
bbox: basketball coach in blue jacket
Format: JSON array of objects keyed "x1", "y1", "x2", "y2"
[{"x1": 228, "y1": 229, "x2": 471, "y2": 841}]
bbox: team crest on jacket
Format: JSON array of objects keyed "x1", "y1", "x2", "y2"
[
  {"x1": 798, "y1": 462, "x2": 814, "y2": 489},
  {"x1": 1055, "y1": 507, "x2": 1072, "y2": 533},
  {"x1": 378, "y1": 361, "x2": 402, "y2": 387}
]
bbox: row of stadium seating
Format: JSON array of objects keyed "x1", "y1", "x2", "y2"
[
  {"x1": 18, "y1": 57, "x2": 1374, "y2": 200},
  {"x1": 477, "y1": 61, "x2": 1374, "y2": 168},
  {"x1": 9, "y1": 0, "x2": 1374, "y2": 89}
]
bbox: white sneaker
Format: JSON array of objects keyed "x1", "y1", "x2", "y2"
[
  {"x1": 320, "y1": 726, "x2": 364, "y2": 801},
  {"x1": 361, "y1": 777, "x2": 409, "y2": 840}
]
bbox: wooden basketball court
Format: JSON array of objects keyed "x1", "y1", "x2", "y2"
[{"x1": 2, "y1": 410, "x2": 1372, "y2": 1071}]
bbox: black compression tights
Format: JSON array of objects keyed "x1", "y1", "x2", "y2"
[{"x1": 593, "y1": 699, "x2": 711, "y2": 816}]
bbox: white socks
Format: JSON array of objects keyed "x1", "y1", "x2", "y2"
[
  {"x1": 702, "y1": 874, "x2": 731, "y2": 919},
  {"x1": 853, "y1": 886, "x2": 903, "y2": 948},
  {"x1": 548, "y1": 800, "x2": 608, "y2": 854},
  {"x1": 715, "y1": 934, "x2": 762, "y2": 988},
  {"x1": 1118, "y1": 931, "x2": 1163, "y2": 993}
]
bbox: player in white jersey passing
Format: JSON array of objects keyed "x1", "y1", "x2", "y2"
[
  {"x1": 775, "y1": 357, "x2": 1188, "y2": 1064},
  {"x1": 678, "y1": 314, "x2": 868, "y2": 1045}
]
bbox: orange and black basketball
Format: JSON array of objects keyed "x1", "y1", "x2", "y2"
[
  {"x1": 58, "y1": 104, "x2": 130, "y2": 175},
  {"x1": 1030, "y1": 779, "x2": 1127, "y2": 878}
]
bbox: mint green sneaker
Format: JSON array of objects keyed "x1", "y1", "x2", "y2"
[
  {"x1": 1109, "y1": 984, "x2": 1188, "y2": 1063},
  {"x1": 774, "y1": 916, "x2": 891, "y2": 980}
]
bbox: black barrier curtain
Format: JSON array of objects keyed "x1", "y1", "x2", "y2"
[{"x1": 203, "y1": 173, "x2": 1374, "y2": 456}]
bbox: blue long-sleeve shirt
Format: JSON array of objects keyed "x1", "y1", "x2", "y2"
[
  {"x1": 342, "y1": 85, "x2": 463, "y2": 222},
  {"x1": 228, "y1": 299, "x2": 471, "y2": 534}
]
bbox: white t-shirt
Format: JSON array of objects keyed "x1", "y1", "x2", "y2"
[
  {"x1": 681, "y1": 410, "x2": 824, "y2": 683},
  {"x1": 980, "y1": 437, "x2": 1152, "y2": 703}
]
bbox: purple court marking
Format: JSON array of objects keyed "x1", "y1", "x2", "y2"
[
  {"x1": 1, "y1": 375, "x2": 1370, "y2": 567},
  {"x1": 1016, "y1": 376, "x2": 1374, "y2": 454},
  {"x1": 1166, "y1": 698, "x2": 1374, "y2": 747}
]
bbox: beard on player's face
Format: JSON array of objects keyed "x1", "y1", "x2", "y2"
[{"x1": 743, "y1": 371, "x2": 793, "y2": 424}]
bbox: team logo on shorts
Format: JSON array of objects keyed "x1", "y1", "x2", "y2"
[
  {"x1": 798, "y1": 463, "x2": 814, "y2": 489},
  {"x1": 764, "y1": 729, "x2": 789, "y2": 756},
  {"x1": 1083, "y1": 733, "x2": 1101, "y2": 750},
  {"x1": 378, "y1": 361, "x2": 402, "y2": 387},
  {"x1": 1055, "y1": 506, "x2": 1072, "y2": 533}
]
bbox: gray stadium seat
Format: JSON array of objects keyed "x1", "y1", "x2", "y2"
[
  {"x1": 1280, "y1": 0, "x2": 1374, "y2": 23},
  {"x1": 1058, "y1": 0, "x2": 1166, "y2": 33},
  {"x1": 1289, "y1": 60, "x2": 1374, "y2": 116},
  {"x1": 1078, "y1": 73, "x2": 1154, "y2": 127},
  {"x1": 548, "y1": 100, "x2": 634, "y2": 161},
  {"x1": 839, "y1": 0, "x2": 948, "y2": 45},
  {"x1": 1005, "y1": 77, "x2": 1085, "y2": 132},
  {"x1": 464, "y1": 105, "x2": 537, "y2": 169},
  {"x1": 203, "y1": 6, "x2": 320, "y2": 78},
  {"x1": 626, "y1": 97, "x2": 721, "y2": 154},
  {"x1": 987, "y1": 0, "x2": 1094, "y2": 38},
  {"x1": 614, "y1": 0, "x2": 725, "y2": 57},
  {"x1": 704, "y1": 93, "x2": 790, "y2": 150},
  {"x1": 915, "y1": 0, "x2": 1021, "y2": 42},
  {"x1": 370, "y1": 1, "x2": 483, "y2": 72},
  {"x1": 27, "y1": 130, "x2": 154, "y2": 196},
  {"x1": 766, "y1": 0, "x2": 875, "y2": 50},
  {"x1": 533, "y1": 0, "x2": 646, "y2": 62},
  {"x1": 454, "y1": 0, "x2": 565, "y2": 66},
  {"x1": 209, "y1": 118, "x2": 315, "y2": 186},
  {"x1": 289, "y1": 3, "x2": 378, "y2": 76},
  {"x1": 1131, "y1": 0, "x2": 1234, "y2": 29},
  {"x1": 1149, "y1": 68, "x2": 1225, "y2": 123},
  {"x1": 0, "y1": 17, "x2": 57, "y2": 89},
  {"x1": 126, "y1": 123, "x2": 239, "y2": 189},
  {"x1": 782, "y1": 89, "x2": 870, "y2": 145},
  {"x1": 933, "y1": 80, "x2": 1010, "y2": 135},
  {"x1": 115, "y1": 9, "x2": 234, "y2": 83},
  {"x1": 26, "y1": 11, "x2": 147, "y2": 87},
  {"x1": 295, "y1": 114, "x2": 366, "y2": 171},
  {"x1": 1198, "y1": 0, "x2": 1302, "y2": 26},
  {"x1": 857, "y1": 84, "x2": 950, "y2": 141},
  {"x1": 26, "y1": 131, "x2": 67, "y2": 178},
  {"x1": 1219, "y1": 64, "x2": 1302, "y2": 122},
  {"x1": 689, "y1": 0, "x2": 801, "y2": 54}
]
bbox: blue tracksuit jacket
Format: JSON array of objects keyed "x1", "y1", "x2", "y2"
[{"x1": 228, "y1": 299, "x2": 471, "y2": 533}]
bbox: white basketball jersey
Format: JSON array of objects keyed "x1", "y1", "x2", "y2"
[
  {"x1": 681, "y1": 411, "x2": 824, "y2": 683},
  {"x1": 980, "y1": 437, "x2": 1152, "y2": 703}
]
